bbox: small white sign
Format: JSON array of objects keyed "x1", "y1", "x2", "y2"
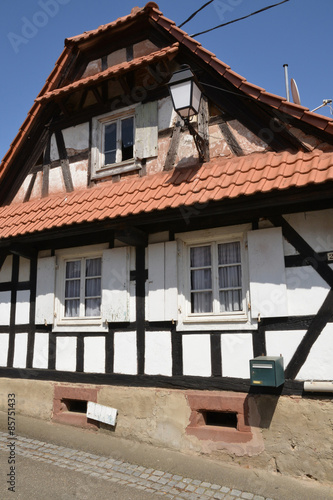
[{"x1": 86, "y1": 401, "x2": 118, "y2": 426}]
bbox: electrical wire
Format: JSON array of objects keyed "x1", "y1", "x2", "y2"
[
  {"x1": 179, "y1": 0, "x2": 215, "y2": 28},
  {"x1": 191, "y1": 0, "x2": 290, "y2": 37}
]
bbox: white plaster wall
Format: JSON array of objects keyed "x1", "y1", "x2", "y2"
[
  {"x1": 30, "y1": 171, "x2": 43, "y2": 200},
  {"x1": 283, "y1": 210, "x2": 333, "y2": 256},
  {"x1": 114, "y1": 331, "x2": 137, "y2": 375},
  {"x1": 145, "y1": 331, "x2": 172, "y2": 376},
  {"x1": 13, "y1": 332, "x2": 28, "y2": 368},
  {"x1": 12, "y1": 175, "x2": 32, "y2": 204},
  {"x1": 49, "y1": 166, "x2": 65, "y2": 194},
  {"x1": 182, "y1": 334, "x2": 211, "y2": 377},
  {"x1": 0, "y1": 291, "x2": 11, "y2": 326},
  {"x1": 15, "y1": 290, "x2": 30, "y2": 325},
  {"x1": 297, "y1": 324, "x2": 333, "y2": 380},
  {"x1": 63, "y1": 123, "x2": 89, "y2": 151},
  {"x1": 0, "y1": 256, "x2": 12, "y2": 282},
  {"x1": 286, "y1": 267, "x2": 329, "y2": 316},
  {"x1": 266, "y1": 330, "x2": 306, "y2": 369},
  {"x1": 33, "y1": 333, "x2": 49, "y2": 369},
  {"x1": 56, "y1": 337, "x2": 77, "y2": 372},
  {"x1": 19, "y1": 257, "x2": 30, "y2": 282},
  {"x1": 69, "y1": 160, "x2": 88, "y2": 190},
  {"x1": 221, "y1": 334, "x2": 253, "y2": 378},
  {"x1": 0, "y1": 334, "x2": 9, "y2": 366},
  {"x1": 84, "y1": 336, "x2": 105, "y2": 374}
]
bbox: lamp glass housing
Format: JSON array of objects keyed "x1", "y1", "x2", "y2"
[{"x1": 168, "y1": 66, "x2": 202, "y2": 119}]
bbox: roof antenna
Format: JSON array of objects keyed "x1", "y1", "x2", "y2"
[
  {"x1": 283, "y1": 64, "x2": 290, "y2": 101},
  {"x1": 311, "y1": 99, "x2": 333, "y2": 114}
]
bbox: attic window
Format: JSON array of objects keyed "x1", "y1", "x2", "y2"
[
  {"x1": 91, "y1": 102, "x2": 158, "y2": 180},
  {"x1": 104, "y1": 116, "x2": 134, "y2": 165},
  {"x1": 92, "y1": 106, "x2": 138, "y2": 179}
]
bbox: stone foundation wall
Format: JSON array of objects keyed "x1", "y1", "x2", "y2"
[{"x1": 0, "y1": 378, "x2": 332, "y2": 484}]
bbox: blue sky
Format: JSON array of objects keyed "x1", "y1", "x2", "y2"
[{"x1": 1, "y1": 0, "x2": 332, "y2": 161}]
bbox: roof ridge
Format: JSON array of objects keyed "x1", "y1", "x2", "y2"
[{"x1": 65, "y1": 2, "x2": 161, "y2": 46}]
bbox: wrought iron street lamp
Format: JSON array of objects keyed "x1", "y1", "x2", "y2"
[{"x1": 168, "y1": 65, "x2": 207, "y2": 162}]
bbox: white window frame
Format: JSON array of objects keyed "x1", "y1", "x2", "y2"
[
  {"x1": 176, "y1": 225, "x2": 255, "y2": 331},
  {"x1": 91, "y1": 105, "x2": 139, "y2": 179},
  {"x1": 62, "y1": 256, "x2": 102, "y2": 320},
  {"x1": 54, "y1": 244, "x2": 109, "y2": 332}
]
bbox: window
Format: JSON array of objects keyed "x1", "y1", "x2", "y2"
[
  {"x1": 190, "y1": 242, "x2": 242, "y2": 314},
  {"x1": 64, "y1": 258, "x2": 102, "y2": 318},
  {"x1": 176, "y1": 225, "x2": 251, "y2": 329},
  {"x1": 91, "y1": 102, "x2": 158, "y2": 180},
  {"x1": 91, "y1": 107, "x2": 137, "y2": 179},
  {"x1": 103, "y1": 116, "x2": 134, "y2": 166},
  {"x1": 52, "y1": 244, "x2": 130, "y2": 331}
]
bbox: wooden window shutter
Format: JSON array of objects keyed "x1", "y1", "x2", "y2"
[
  {"x1": 102, "y1": 247, "x2": 130, "y2": 322},
  {"x1": 35, "y1": 256, "x2": 56, "y2": 325},
  {"x1": 148, "y1": 241, "x2": 178, "y2": 321},
  {"x1": 248, "y1": 227, "x2": 288, "y2": 318},
  {"x1": 135, "y1": 101, "x2": 158, "y2": 159}
]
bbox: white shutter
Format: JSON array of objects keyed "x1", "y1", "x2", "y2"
[
  {"x1": 135, "y1": 101, "x2": 158, "y2": 159},
  {"x1": 148, "y1": 241, "x2": 178, "y2": 322},
  {"x1": 102, "y1": 247, "x2": 129, "y2": 322},
  {"x1": 248, "y1": 227, "x2": 288, "y2": 318},
  {"x1": 35, "y1": 256, "x2": 56, "y2": 325},
  {"x1": 164, "y1": 241, "x2": 178, "y2": 321}
]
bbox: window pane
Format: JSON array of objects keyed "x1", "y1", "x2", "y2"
[
  {"x1": 65, "y1": 279, "x2": 80, "y2": 299},
  {"x1": 219, "y1": 265, "x2": 242, "y2": 288},
  {"x1": 85, "y1": 278, "x2": 101, "y2": 298},
  {"x1": 190, "y1": 246, "x2": 211, "y2": 267},
  {"x1": 85, "y1": 298, "x2": 101, "y2": 317},
  {"x1": 218, "y1": 242, "x2": 241, "y2": 265},
  {"x1": 104, "y1": 122, "x2": 117, "y2": 165},
  {"x1": 121, "y1": 117, "x2": 134, "y2": 161},
  {"x1": 86, "y1": 258, "x2": 101, "y2": 277},
  {"x1": 65, "y1": 299, "x2": 80, "y2": 317},
  {"x1": 220, "y1": 290, "x2": 242, "y2": 312},
  {"x1": 191, "y1": 292, "x2": 212, "y2": 313},
  {"x1": 66, "y1": 260, "x2": 80, "y2": 279},
  {"x1": 191, "y1": 269, "x2": 212, "y2": 290}
]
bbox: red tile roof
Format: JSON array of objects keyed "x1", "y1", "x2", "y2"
[
  {"x1": 36, "y1": 44, "x2": 179, "y2": 104},
  {"x1": 2, "y1": 1, "x2": 333, "y2": 187},
  {"x1": 1, "y1": 150, "x2": 332, "y2": 241}
]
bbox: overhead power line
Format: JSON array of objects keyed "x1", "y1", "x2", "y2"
[
  {"x1": 179, "y1": 0, "x2": 215, "y2": 28},
  {"x1": 189, "y1": 0, "x2": 290, "y2": 37}
]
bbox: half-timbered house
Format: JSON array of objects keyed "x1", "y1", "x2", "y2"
[{"x1": 0, "y1": 2, "x2": 332, "y2": 482}]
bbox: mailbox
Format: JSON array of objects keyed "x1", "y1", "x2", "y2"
[{"x1": 250, "y1": 356, "x2": 284, "y2": 387}]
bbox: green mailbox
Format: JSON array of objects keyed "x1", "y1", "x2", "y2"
[{"x1": 250, "y1": 356, "x2": 285, "y2": 387}]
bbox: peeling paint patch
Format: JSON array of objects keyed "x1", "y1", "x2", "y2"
[
  {"x1": 49, "y1": 166, "x2": 65, "y2": 195},
  {"x1": 69, "y1": 160, "x2": 89, "y2": 190}
]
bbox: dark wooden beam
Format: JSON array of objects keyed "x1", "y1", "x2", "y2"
[
  {"x1": 218, "y1": 119, "x2": 244, "y2": 156},
  {"x1": 269, "y1": 215, "x2": 333, "y2": 288},
  {"x1": 9, "y1": 243, "x2": 37, "y2": 260},
  {"x1": 285, "y1": 290, "x2": 333, "y2": 379},
  {"x1": 164, "y1": 121, "x2": 181, "y2": 170},
  {"x1": 115, "y1": 227, "x2": 148, "y2": 246},
  {"x1": 198, "y1": 95, "x2": 210, "y2": 163}
]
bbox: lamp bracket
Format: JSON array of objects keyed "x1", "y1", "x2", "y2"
[{"x1": 185, "y1": 119, "x2": 208, "y2": 163}]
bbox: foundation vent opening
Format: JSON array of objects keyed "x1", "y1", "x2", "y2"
[
  {"x1": 62, "y1": 399, "x2": 87, "y2": 414},
  {"x1": 203, "y1": 410, "x2": 238, "y2": 428}
]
